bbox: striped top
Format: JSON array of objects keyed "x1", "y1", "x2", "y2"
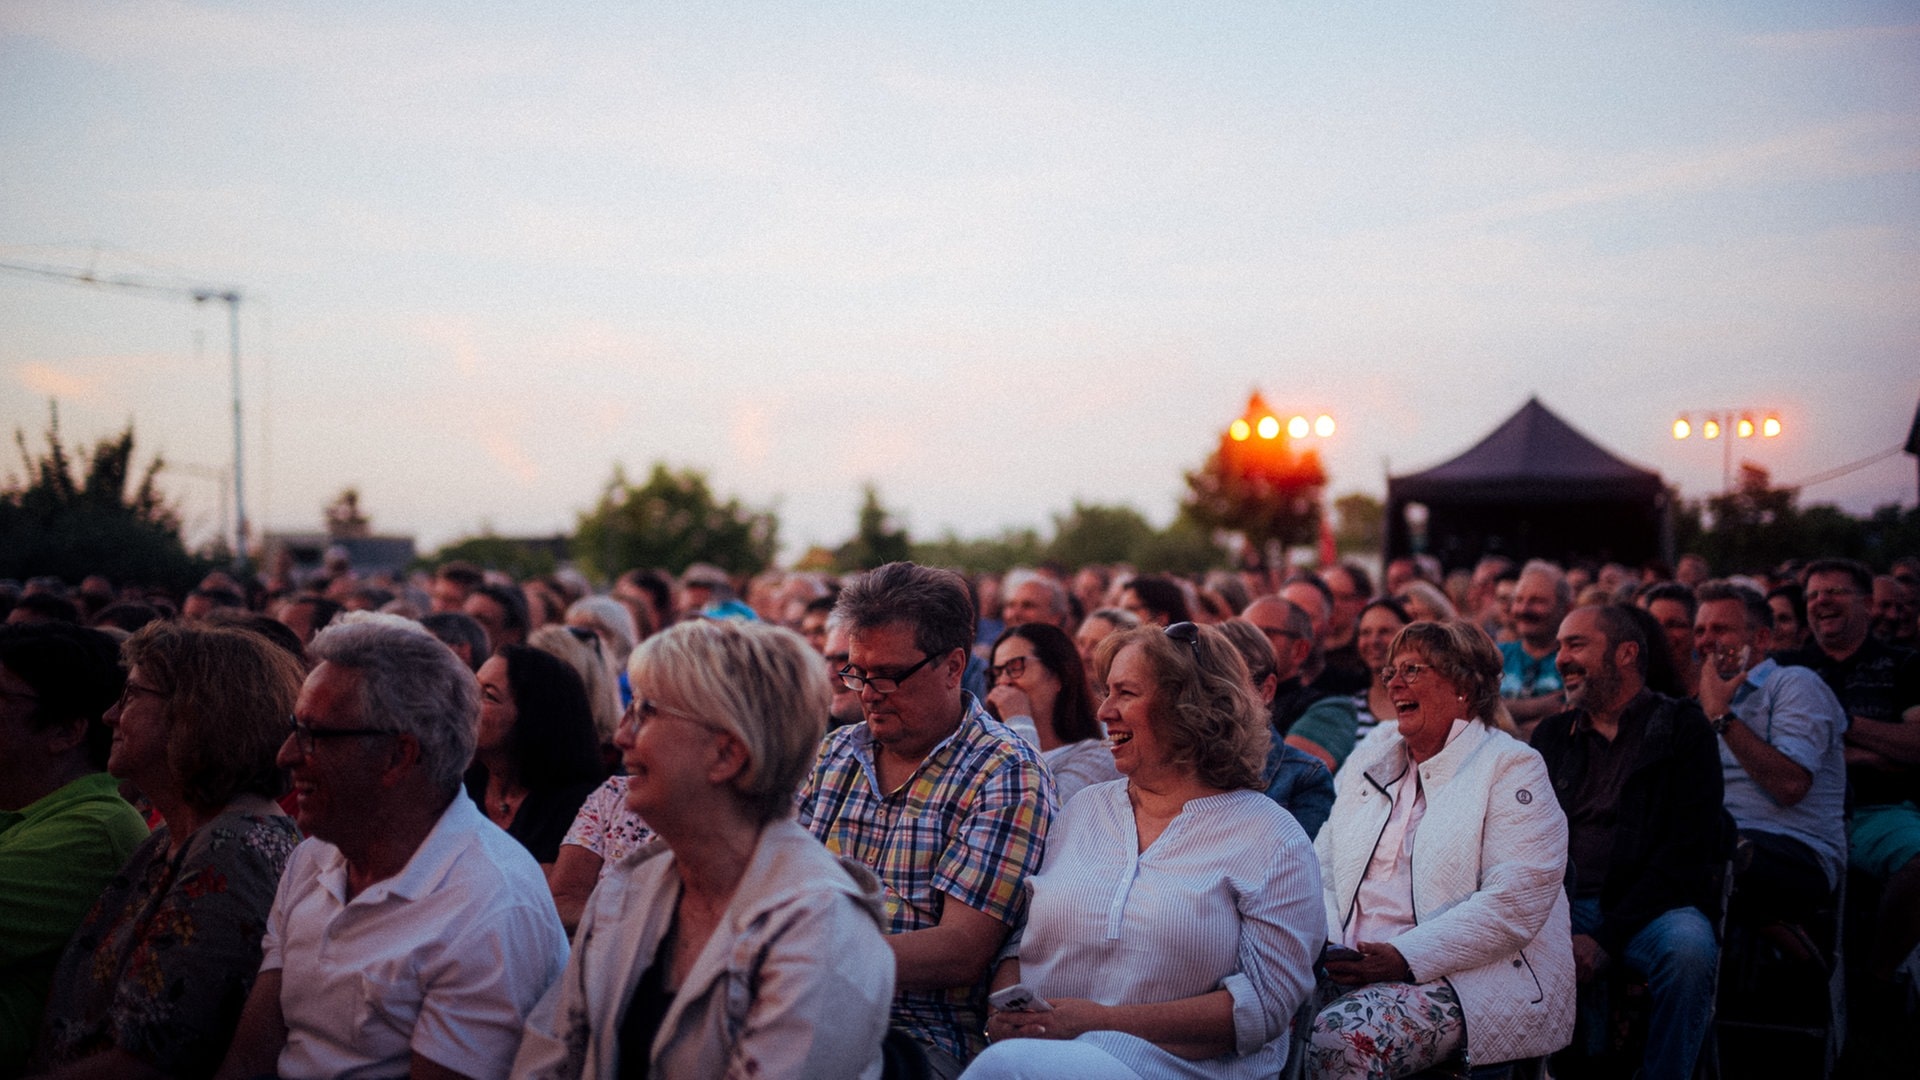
[
  {"x1": 797, "y1": 694, "x2": 1054, "y2": 1064},
  {"x1": 1016, "y1": 781, "x2": 1325, "y2": 1079}
]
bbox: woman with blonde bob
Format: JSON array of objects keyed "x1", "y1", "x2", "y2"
[
  {"x1": 1309, "y1": 620, "x2": 1573, "y2": 1078},
  {"x1": 966, "y1": 623, "x2": 1324, "y2": 1080},
  {"x1": 34, "y1": 622, "x2": 303, "y2": 1078},
  {"x1": 514, "y1": 619, "x2": 895, "y2": 1080}
]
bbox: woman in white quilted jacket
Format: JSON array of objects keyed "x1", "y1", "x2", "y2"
[{"x1": 1309, "y1": 620, "x2": 1575, "y2": 1079}]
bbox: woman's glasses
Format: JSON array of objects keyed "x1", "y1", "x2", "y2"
[{"x1": 988, "y1": 656, "x2": 1031, "y2": 682}]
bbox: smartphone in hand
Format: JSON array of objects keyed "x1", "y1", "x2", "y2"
[{"x1": 988, "y1": 984, "x2": 1052, "y2": 1012}]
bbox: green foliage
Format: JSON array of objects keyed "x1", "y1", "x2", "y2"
[
  {"x1": 424, "y1": 534, "x2": 558, "y2": 580},
  {"x1": 1045, "y1": 502, "x2": 1156, "y2": 568},
  {"x1": 0, "y1": 410, "x2": 213, "y2": 593},
  {"x1": 1673, "y1": 469, "x2": 1920, "y2": 573},
  {"x1": 911, "y1": 527, "x2": 1044, "y2": 576},
  {"x1": 1134, "y1": 510, "x2": 1229, "y2": 575},
  {"x1": 574, "y1": 464, "x2": 778, "y2": 580},
  {"x1": 834, "y1": 486, "x2": 914, "y2": 571},
  {"x1": 1332, "y1": 491, "x2": 1384, "y2": 553},
  {"x1": 1181, "y1": 401, "x2": 1327, "y2": 552}
]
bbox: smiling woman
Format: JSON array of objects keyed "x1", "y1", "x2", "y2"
[
  {"x1": 964, "y1": 623, "x2": 1323, "y2": 1080},
  {"x1": 1310, "y1": 620, "x2": 1574, "y2": 1078}
]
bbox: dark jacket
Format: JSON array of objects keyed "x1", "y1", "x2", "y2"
[{"x1": 1532, "y1": 689, "x2": 1731, "y2": 957}]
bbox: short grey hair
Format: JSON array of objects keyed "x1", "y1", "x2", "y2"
[
  {"x1": 565, "y1": 596, "x2": 639, "y2": 663},
  {"x1": 309, "y1": 613, "x2": 477, "y2": 794},
  {"x1": 1004, "y1": 569, "x2": 1069, "y2": 620},
  {"x1": 628, "y1": 620, "x2": 830, "y2": 824},
  {"x1": 1519, "y1": 559, "x2": 1572, "y2": 609}
]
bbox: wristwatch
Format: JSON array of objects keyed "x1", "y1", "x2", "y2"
[{"x1": 1709, "y1": 712, "x2": 1736, "y2": 736}]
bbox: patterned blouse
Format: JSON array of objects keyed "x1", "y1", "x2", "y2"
[
  {"x1": 35, "y1": 808, "x2": 300, "y2": 1076},
  {"x1": 560, "y1": 775, "x2": 655, "y2": 877}
]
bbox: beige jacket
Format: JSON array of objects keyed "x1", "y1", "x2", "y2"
[{"x1": 512, "y1": 819, "x2": 894, "y2": 1080}]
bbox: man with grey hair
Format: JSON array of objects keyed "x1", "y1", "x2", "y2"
[
  {"x1": 216, "y1": 614, "x2": 567, "y2": 1080},
  {"x1": 1501, "y1": 559, "x2": 1573, "y2": 740},
  {"x1": 798, "y1": 562, "x2": 1053, "y2": 1077},
  {"x1": 1000, "y1": 568, "x2": 1070, "y2": 631}
]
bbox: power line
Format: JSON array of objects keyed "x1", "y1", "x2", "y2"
[{"x1": 1781, "y1": 444, "x2": 1905, "y2": 491}]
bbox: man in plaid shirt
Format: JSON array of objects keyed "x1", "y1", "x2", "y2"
[{"x1": 798, "y1": 561, "x2": 1055, "y2": 1078}]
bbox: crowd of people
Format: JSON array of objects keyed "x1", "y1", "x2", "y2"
[{"x1": 0, "y1": 544, "x2": 1915, "y2": 1079}]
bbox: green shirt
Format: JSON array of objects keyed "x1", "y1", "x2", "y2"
[{"x1": 0, "y1": 773, "x2": 148, "y2": 1074}]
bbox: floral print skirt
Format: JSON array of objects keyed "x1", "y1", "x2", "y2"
[{"x1": 1307, "y1": 980, "x2": 1465, "y2": 1080}]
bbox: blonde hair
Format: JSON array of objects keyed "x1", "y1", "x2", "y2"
[
  {"x1": 529, "y1": 625, "x2": 624, "y2": 745},
  {"x1": 628, "y1": 620, "x2": 830, "y2": 824}
]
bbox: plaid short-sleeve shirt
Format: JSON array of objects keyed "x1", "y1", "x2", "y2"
[{"x1": 797, "y1": 693, "x2": 1055, "y2": 1064}]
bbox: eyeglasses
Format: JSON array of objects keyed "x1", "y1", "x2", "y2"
[
  {"x1": 838, "y1": 650, "x2": 946, "y2": 695},
  {"x1": 618, "y1": 696, "x2": 729, "y2": 737},
  {"x1": 286, "y1": 716, "x2": 397, "y2": 756},
  {"x1": 1165, "y1": 621, "x2": 1202, "y2": 662},
  {"x1": 989, "y1": 655, "x2": 1032, "y2": 682},
  {"x1": 1804, "y1": 587, "x2": 1859, "y2": 603},
  {"x1": 1377, "y1": 662, "x2": 1435, "y2": 687}
]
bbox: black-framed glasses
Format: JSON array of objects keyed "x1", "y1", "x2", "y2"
[
  {"x1": 286, "y1": 716, "x2": 397, "y2": 756},
  {"x1": 838, "y1": 650, "x2": 945, "y2": 695},
  {"x1": 1377, "y1": 662, "x2": 1435, "y2": 687},
  {"x1": 989, "y1": 655, "x2": 1032, "y2": 682},
  {"x1": 1165, "y1": 621, "x2": 1202, "y2": 662}
]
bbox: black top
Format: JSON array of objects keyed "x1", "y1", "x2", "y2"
[
  {"x1": 463, "y1": 768, "x2": 603, "y2": 864},
  {"x1": 1534, "y1": 689, "x2": 1732, "y2": 956},
  {"x1": 1775, "y1": 636, "x2": 1920, "y2": 806},
  {"x1": 617, "y1": 953, "x2": 675, "y2": 1080}
]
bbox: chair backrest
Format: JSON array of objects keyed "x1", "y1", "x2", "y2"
[{"x1": 880, "y1": 1028, "x2": 931, "y2": 1080}]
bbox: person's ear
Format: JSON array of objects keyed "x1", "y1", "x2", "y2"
[
  {"x1": 706, "y1": 730, "x2": 749, "y2": 786},
  {"x1": 42, "y1": 715, "x2": 89, "y2": 757},
  {"x1": 376, "y1": 733, "x2": 423, "y2": 788}
]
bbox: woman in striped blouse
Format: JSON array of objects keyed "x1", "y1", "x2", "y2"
[{"x1": 963, "y1": 622, "x2": 1325, "y2": 1079}]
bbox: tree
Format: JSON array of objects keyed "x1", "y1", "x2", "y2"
[
  {"x1": 1672, "y1": 464, "x2": 1920, "y2": 573},
  {"x1": 1182, "y1": 392, "x2": 1327, "y2": 554},
  {"x1": 834, "y1": 485, "x2": 913, "y2": 571},
  {"x1": 425, "y1": 534, "x2": 559, "y2": 580},
  {"x1": 573, "y1": 464, "x2": 778, "y2": 580},
  {"x1": 1045, "y1": 502, "x2": 1156, "y2": 568},
  {"x1": 1134, "y1": 510, "x2": 1230, "y2": 575},
  {"x1": 1332, "y1": 492, "x2": 1384, "y2": 553},
  {"x1": 911, "y1": 528, "x2": 1045, "y2": 575},
  {"x1": 0, "y1": 406, "x2": 213, "y2": 593}
]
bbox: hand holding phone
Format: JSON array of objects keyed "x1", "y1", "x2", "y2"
[
  {"x1": 988, "y1": 983, "x2": 1051, "y2": 1013},
  {"x1": 1321, "y1": 943, "x2": 1362, "y2": 964}
]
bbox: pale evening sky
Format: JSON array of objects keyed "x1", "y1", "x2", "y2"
[{"x1": 3, "y1": 1, "x2": 1916, "y2": 562}]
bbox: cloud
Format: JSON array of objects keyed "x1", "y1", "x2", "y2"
[{"x1": 14, "y1": 361, "x2": 110, "y2": 401}]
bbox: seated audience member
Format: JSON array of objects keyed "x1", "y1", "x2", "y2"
[
  {"x1": 1238, "y1": 597, "x2": 1359, "y2": 772},
  {"x1": 214, "y1": 615, "x2": 567, "y2": 1080},
  {"x1": 797, "y1": 563, "x2": 1054, "y2": 1077},
  {"x1": 985, "y1": 623, "x2": 1119, "y2": 805},
  {"x1": 1532, "y1": 605, "x2": 1727, "y2": 1080},
  {"x1": 1352, "y1": 597, "x2": 1413, "y2": 737},
  {"x1": 466, "y1": 645, "x2": 607, "y2": 868},
  {"x1": 1117, "y1": 575, "x2": 1190, "y2": 629},
  {"x1": 1874, "y1": 573, "x2": 1918, "y2": 648},
  {"x1": 88, "y1": 602, "x2": 161, "y2": 637},
  {"x1": 1001, "y1": 570, "x2": 1071, "y2": 631},
  {"x1": 1766, "y1": 582, "x2": 1809, "y2": 653},
  {"x1": 529, "y1": 625, "x2": 625, "y2": 756},
  {"x1": 1692, "y1": 582, "x2": 1848, "y2": 929},
  {"x1": 418, "y1": 610, "x2": 489, "y2": 672},
  {"x1": 548, "y1": 773, "x2": 655, "y2": 935},
  {"x1": 180, "y1": 588, "x2": 244, "y2": 622},
  {"x1": 1310, "y1": 620, "x2": 1573, "y2": 1079},
  {"x1": 1073, "y1": 607, "x2": 1139, "y2": 672},
  {"x1": 465, "y1": 581, "x2": 531, "y2": 651},
  {"x1": 1618, "y1": 603, "x2": 1688, "y2": 699},
  {"x1": 6, "y1": 593, "x2": 81, "y2": 626},
  {"x1": 1217, "y1": 619, "x2": 1334, "y2": 839},
  {"x1": 1499, "y1": 560, "x2": 1572, "y2": 740},
  {"x1": 1773, "y1": 559, "x2": 1920, "y2": 989},
  {"x1": 965, "y1": 623, "x2": 1322, "y2": 1079},
  {"x1": 1315, "y1": 562, "x2": 1375, "y2": 697},
  {"x1": 1638, "y1": 582, "x2": 1701, "y2": 697},
  {"x1": 33, "y1": 623, "x2": 303, "y2": 1077},
  {"x1": 0, "y1": 625, "x2": 148, "y2": 1070},
  {"x1": 564, "y1": 597, "x2": 639, "y2": 689},
  {"x1": 515, "y1": 620, "x2": 895, "y2": 1078},
  {"x1": 822, "y1": 619, "x2": 865, "y2": 729},
  {"x1": 1394, "y1": 580, "x2": 1457, "y2": 625},
  {"x1": 273, "y1": 595, "x2": 341, "y2": 648},
  {"x1": 429, "y1": 560, "x2": 484, "y2": 614}
]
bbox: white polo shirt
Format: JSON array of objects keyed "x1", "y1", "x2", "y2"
[{"x1": 261, "y1": 792, "x2": 568, "y2": 1080}]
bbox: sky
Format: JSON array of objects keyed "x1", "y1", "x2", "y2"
[{"x1": 3, "y1": 1, "x2": 1917, "y2": 563}]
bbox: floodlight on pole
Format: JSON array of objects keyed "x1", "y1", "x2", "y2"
[{"x1": 1670, "y1": 406, "x2": 1783, "y2": 494}]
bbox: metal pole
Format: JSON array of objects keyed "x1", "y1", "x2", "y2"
[{"x1": 225, "y1": 293, "x2": 249, "y2": 571}]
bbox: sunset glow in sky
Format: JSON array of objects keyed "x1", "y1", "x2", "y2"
[{"x1": 4, "y1": 1, "x2": 1917, "y2": 561}]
